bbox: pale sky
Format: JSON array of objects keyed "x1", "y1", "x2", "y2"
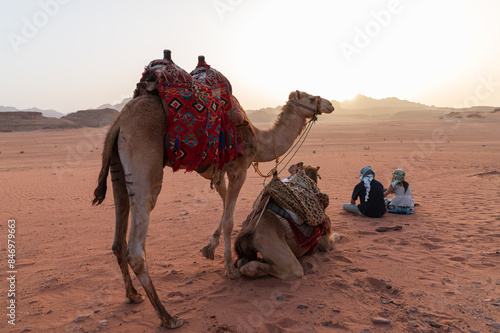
[{"x1": 1, "y1": 0, "x2": 500, "y2": 114}]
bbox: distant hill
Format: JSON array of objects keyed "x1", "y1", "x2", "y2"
[
  {"x1": 95, "y1": 97, "x2": 132, "y2": 111},
  {"x1": 0, "y1": 112, "x2": 78, "y2": 132},
  {"x1": 247, "y1": 106, "x2": 282, "y2": 124},
  {"x1": 61, "y1": 108, "x2": 118, "y2": 128},
  {"x1": 0, "y1": 106, "x2": 65, "y2": 118},
  {"x1": 246, "y1": 95, "x2": 499, "y2": 124},
  {"x1": 0, "y1": 109, "x2": 118, "y2": 132},
  {"x1": 339, "y1": 94, "x2": 430, "y2": 110}
]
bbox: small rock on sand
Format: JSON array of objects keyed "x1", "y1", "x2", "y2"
[
  {"x1": 75, "y1": 315, "x2": 89, "y2": 322},
  {"x1": 372, "y1": 317, "x2": 390, "y2": 324},
  {"x1": 408, "y1": 321, "x2": 418, "y2": 327},
  {"x1": 297, "y1": 304, "x2": 309, "y2": 309},
  {"x1": 486, "y1": 323, "x2": 500, "y2": 329}
]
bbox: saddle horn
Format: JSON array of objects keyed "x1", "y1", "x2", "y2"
[
  {"x1": 163, "y1": 49, "x2": 172, "y2": 61},
  {"x1": 197, "y1": 55, "x2": 207, "y2": 67}
]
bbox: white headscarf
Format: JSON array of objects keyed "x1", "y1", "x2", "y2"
[{"x1": 359, "y1": 166, "x2": 375, "y2": 202}]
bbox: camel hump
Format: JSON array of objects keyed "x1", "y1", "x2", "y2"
[{"x1": 230, "y1": 95, "x2": 249, "y2": 130}]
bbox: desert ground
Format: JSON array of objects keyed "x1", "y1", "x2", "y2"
[{"x1": 0, "y1": 112, "x2": 499, "y2": 332}]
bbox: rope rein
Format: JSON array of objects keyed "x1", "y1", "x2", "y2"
[
  {"x1": 252, "y1": 96, "x2": 322, "y2": 184},
  {"x1": 251, "y1": 132, "x2": 279, "y2": 178}
]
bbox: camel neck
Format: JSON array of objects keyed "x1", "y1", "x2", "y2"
[{"x1": 252, "y1": 102, "x2": 307, "y2": 163}]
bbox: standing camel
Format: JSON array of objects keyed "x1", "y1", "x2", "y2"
[{"x1": 93, "y1": 90, "x2": 334, "y2": 328}]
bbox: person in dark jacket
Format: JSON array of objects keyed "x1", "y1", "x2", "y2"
[{"x1": 343, "y1": 166, "x2": 386, "y2": 218}]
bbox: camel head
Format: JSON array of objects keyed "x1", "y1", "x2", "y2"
[
  {"x1": 288, "y1": 91, "x2": 335, "y2": 119},
  {"x1": 288, "y1": 162, "x2": 321, "y2": 184}
]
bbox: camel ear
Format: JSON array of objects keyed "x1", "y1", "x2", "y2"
[
  {"x1": 288, "y1": 164, "x2": 298, "y2": 175},
  {"x1": 289, "y1": 91, "x2": 299, "y2": 100},
  {"x1": 316, "y1": 166, "x2": 320, "y2": 171}
]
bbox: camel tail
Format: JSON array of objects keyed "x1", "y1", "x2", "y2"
[{"x1": 92, "y1": 122, "x2": 120, "y2": 206}]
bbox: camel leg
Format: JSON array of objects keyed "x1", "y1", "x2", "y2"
[
  {"x1": 201, "y1": 175, "x2": 226, "y2": 260},
  {"x1": 239, "y1": 213, "x2": 304, "y2": 280},
  {"x1": 239, "y1": 250, "x2": 304, "y2": 280},
  {"x1": 221, "y1": 168, "x2": 247, "y2": 278},
  {"x1": 118, "y1": 134, "x2": 184, "y2": 329},
  {"x1": 109, "y1": 153, "x2": 144, "y2": 304},
  {"x1": 241, "y1": 248, "x2": 303, "y2": 280}
]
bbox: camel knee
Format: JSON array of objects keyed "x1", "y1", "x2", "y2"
[
  {"x1": 282, "y1": 264, "x2": 304, "y2": 280},
  {"x1": 291, "y1": 265, "x2": 304, "y2": 279},
  {"x1": 150, "y1": 186, "x2": 162, "y2": 210},
  {"x1": 127, "y1": 251, "x2": 146, "y2": 275}
]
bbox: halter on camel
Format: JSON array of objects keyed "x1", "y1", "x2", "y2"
[{"x1": 252, "y1": 91, "x2": 323, "y2": 180}]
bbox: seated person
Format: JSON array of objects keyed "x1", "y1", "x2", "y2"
[
  {"x1": 384, "y1": 169, "x2": 414, "y2": 214},
  {"x1": 343, "y1": 166, "x2": 386, "y2": 218}
]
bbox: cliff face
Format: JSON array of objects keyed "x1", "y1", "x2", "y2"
[
  {"x1": 60, "y1": 109, "x2": 119, "y2": 128},
  {"x1": 0, "y1": 112, "x2": 78, "y2": 132},
  {"x1": 0, "y1": 109, "x2": 119, "y2": 132}
]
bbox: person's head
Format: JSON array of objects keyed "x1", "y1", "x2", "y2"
[
  {"x1": 359, "y1": 166, "x2": 375, "y2": 180},
  {"x1": 359, "y1": 166, "x2": 375, "y2": 202},
  {"x1": 392, "y1": 168, "x2": 409, "y2": 192}
]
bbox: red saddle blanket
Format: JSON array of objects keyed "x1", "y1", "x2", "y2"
[
  {"x1": 136, "y1": 58, "x2": 238, "y2": 172},
  {"x1": 266, "y1": 199, "x2": 328, "y2": 254},
  {"x1": 287, "y1": 219, "x2": 329, "y2": 254}
]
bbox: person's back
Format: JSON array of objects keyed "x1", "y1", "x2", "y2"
[
  {"x1": 343, "y1": 166, "x2": 386, "y2": 218},
  {"x1": 384, "y1": 169, "x2": 415, "y2": 214},
  {"x1": 352, "y1": 179, "x2": 386, "y2": 218},
  {"x1": 389, "y1": 183, "x2": 414, "y2": 211}
]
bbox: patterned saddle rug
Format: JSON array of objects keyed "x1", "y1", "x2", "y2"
[
  {"x1": 262, "y1": 172, "x2": 329, "y2": 227},
  {"x1": 134, "y1": 55, "x2": 240, "y2": 172},
  {"x1": 241, "y1": 171, "x2": 330, "y2": 253}
]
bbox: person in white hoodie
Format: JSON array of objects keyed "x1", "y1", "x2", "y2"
[{"x1": 384, "y1": 169, "x2": 415, "y2": 214}]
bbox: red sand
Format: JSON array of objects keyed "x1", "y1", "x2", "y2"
[{"x1": 0, "y1": 114, "x2": 499, "y2": 332}]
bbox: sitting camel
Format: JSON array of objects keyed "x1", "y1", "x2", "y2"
[
  {"x1": 235, "y1": 162, "x2": 340, "y2": 280},
  {"x1": 93, "y1": 89, "x2": 334, "y2": 328}
]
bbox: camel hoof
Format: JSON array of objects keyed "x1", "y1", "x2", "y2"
[
  {"x1": 201, "y1": 245, "x2": 215, "y2": 260},
  {"x1": 161, "y1": 315, "x2": 185, "y2": 329},
  {"x1": 225, "y1": 265, "x2": 241, "y2": 279},
  {"x1": 126, "y1": 293, "x2": 145, "y2": 304}
]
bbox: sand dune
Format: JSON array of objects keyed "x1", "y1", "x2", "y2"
[{"x1": 0, "y1": 114, "x2": 499, "y2": 332}]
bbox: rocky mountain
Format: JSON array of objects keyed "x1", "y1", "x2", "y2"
[
  {"x1": 246, "y1": 106, "x2": 282, "y2": 124},
  {"x1": 0, "y1": 106, "x2": 65, "y2": 118},
  {"x1": 339, "y1": 94, "x2": 430, "y2": 110},
  {"x1": 246, "y1": 95, "x2": 499, "y2": 124},
  {"x1": 95, "y1": 97, "x2": 132, "y2": 111},
  {"x1": 0, "y1": 109, "x2": 118, "y2": 132},
  {"x1": 61, "y1": 109, "x2": 118, "y2": 128}
]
